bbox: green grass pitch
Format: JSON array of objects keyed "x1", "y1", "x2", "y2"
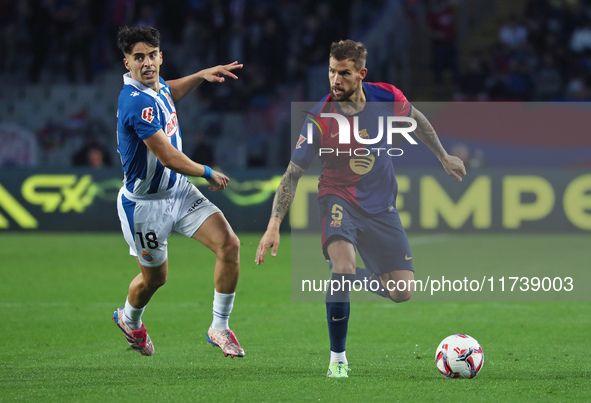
[{"x1": 0, "y1": 232, "x2": 589, "y2": 401}]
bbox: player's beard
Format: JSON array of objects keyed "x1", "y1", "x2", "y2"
[{"x1": 331, "y1": 81, "x2": 360, "y2": 102}]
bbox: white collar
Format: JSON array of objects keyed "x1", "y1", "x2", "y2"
[{"x1": 123, "y1": 72, "x2": 160, "y2": 98}]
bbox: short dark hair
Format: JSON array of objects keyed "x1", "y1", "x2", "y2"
[
  {"x1": 117, "y1": 26, "x2": 161, "y2": 55},
  {"x1": 329, "y1": 40, "x2": 367, "y2": 71}
]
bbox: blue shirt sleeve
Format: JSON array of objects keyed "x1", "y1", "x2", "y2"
[
  {"x1": 290, "y1": 113, "x2": 321, "y2": 169},
  {"x1": 126, "y1": 95, "x2": 163, "y2": 140}
]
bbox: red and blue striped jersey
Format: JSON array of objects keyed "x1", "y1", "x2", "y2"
[{"x1": 291, "y1": 82, "x2": 412, "y2": 214}]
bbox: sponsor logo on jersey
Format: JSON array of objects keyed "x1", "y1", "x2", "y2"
[
  {"x1": 349, "y1": 154, "x2": 376, "y2": 175},
  {"x1": 330, "y1": 220, "x2": 341, "y2": 227},
  {"x1": 165, "y1": 112, "x2": 179, "y2": 137},
  {"x1": 131, "y1": 91, "x2": 140, "y2": 97},
  {"x1": 142, "y1": 250, "x2": 153, "y2": 262},
  {"x1": 142, "y1": 107, "x2": 155, "y2": 123}
]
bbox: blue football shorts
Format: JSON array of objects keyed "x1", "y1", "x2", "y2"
[{"x1": 319, "y1": 194, "x2": 414, "y2": 274}]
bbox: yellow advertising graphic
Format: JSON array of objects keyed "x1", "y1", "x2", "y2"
[
  {"x1": 0, "y1": 170, "x2": 590, "y2": 231},
  {"x1": 0, "y1": 183, "x2": 37, "y2": 228},
  {"x1": 290, "y1": 172, "x2": 591, "y2": 231}
]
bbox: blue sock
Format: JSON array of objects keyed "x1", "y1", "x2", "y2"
[
  {"x1": 354, "y1": 267, "x2": 393, "y2": 300},
  {"x1": 327, "y1": 261, "x2": 392, "y2": 301},
  {"x1": 326, "y1": 273, "x2": 354, "y2": 353}
]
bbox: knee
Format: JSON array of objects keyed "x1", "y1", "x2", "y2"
[
  {"x1": 331, "y1": 261, "x2": 356, "y2": 274},
  {"x1": 218, "y1": 233, "x2": 240, "y2": 261},
  {"x1": 146, "y1": 273, "x2": 167, "y2": 290},
  {"x1": 389, "y1": 289, "x2": 413, "y2": 303}
]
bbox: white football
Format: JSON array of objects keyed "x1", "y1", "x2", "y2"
[{"x1": 435, "y1": 334, "x2": 484, "y2": 379}]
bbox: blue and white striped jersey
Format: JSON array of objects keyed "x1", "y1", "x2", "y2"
[{"x1": 117, "y1": 73, "x2": 186, "y2": 199}]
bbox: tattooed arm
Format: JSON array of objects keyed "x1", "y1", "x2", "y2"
[
  {"x1": 270, "y1": 161, "x2": 306, "y2": 221},
  {"x1": 255, "y1": 161, "x2": 306, "y2": 264},
  {"x1": 410, "y1": 106, "x2": 467, "y2": 182}
]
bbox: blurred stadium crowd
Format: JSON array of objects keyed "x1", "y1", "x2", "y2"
[
  {"x1": 457, "y1": 0, "x2": 591, "y2": 101},
  {"x1": 1, "y1": 0, "x2": 590, "y2": 169}
]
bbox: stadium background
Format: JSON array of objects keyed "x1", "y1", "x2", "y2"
[
  {"x1": 1, "y1": 1, "x2": 590, "y2": 401},
  {"x1": 1, "y1": 0, "x2": 590, "y2": 232}
]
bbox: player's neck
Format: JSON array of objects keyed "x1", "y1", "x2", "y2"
[{"x1": 338, "y1": 88, "x2": 366, "y2": 114}]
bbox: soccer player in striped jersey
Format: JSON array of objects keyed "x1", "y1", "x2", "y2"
[
  {"x1": 255, "y1": 40, "x2": 466, "y2": 377},
  {"x1": 113, "y1": 26, "x2": 244, "y2": 358}
]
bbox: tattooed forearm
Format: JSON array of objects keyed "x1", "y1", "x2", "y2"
[
  {"x1": 271, "y1": 161, "x2": 305, "y2": 221},
  {"x1": 410, "y1": 107, "x2": 447, "y2": 160}
]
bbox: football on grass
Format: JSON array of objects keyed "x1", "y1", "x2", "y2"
[{"x1": 435, "y1": 334, "x2": 484, "y2": 379}]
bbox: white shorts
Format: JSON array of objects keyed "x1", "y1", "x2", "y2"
[{"x1": 117, "y1": 181, "x2": 221, "y2": 267}]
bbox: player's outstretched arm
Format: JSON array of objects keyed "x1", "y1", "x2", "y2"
[
  {"x1": 410, "y1": 106, "x2": 467, "y2": 182},
  {"x1": 255, "y1": 161, "x2": 305, "y2": 265},
  {"x1": 144, "y1": 130, "x2": 229, "y2": 189},
  {"x1": 166, "y1": 61, "x2": 243, "y2": 101}
]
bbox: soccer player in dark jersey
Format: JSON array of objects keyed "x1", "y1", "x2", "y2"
[{"x1": 255, "y1": 40, "x2": 466, "y2": 378}]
